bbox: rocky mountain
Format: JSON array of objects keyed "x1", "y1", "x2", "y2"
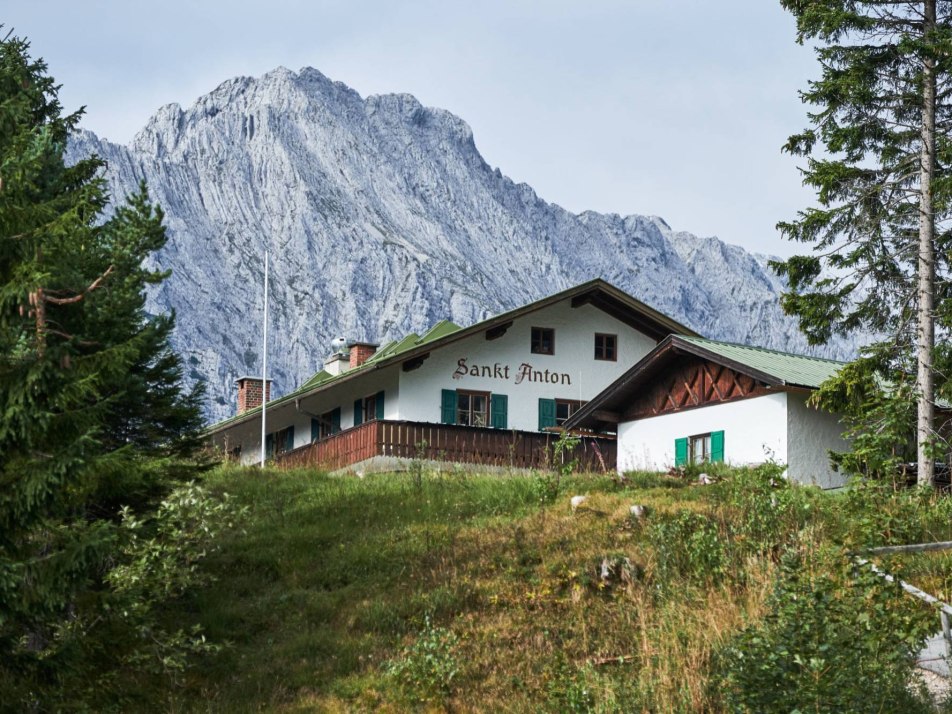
[{"x1": 67, "y1": 66, "x2": 852, "y2": 423}]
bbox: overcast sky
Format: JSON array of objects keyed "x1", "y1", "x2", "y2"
[{"x1": 7, "y1": 1, "x2": 820, "y2": 256}]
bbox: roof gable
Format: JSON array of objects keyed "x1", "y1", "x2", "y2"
[
  {"x1": 207, "y1": 279, "x2": 699, "y2": 434},
  {"x1": 565, "y1": 335, "x2": 845, "y2": 430}
]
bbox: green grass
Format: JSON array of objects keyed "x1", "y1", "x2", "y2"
[{"x1": 143, "y1": 465, "x2": 952, "y2": 712}]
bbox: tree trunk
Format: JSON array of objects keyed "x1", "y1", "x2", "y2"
[{"x1": 917, "y1": 0, "x2": 937, "y2": 487}]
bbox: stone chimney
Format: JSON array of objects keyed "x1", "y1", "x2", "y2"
[
  {"x1": 323, "y1": 352, "x2": 350, "y2": 376},
  {"x1": 236, "y1": 376, "x2": 273, "y2": 415},
  {"x1": 348, "y1": 341, "x2": 378, "y2": 368}
]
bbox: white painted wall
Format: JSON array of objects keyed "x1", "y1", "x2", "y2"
[
  {"x1": 398, "y1": 301, "x2": 658, "y2": 431},
  {"x1": 617, "y1": 393, "x2": 789, "y2": 473},
  {"x1": 786, "y1": 391, "x2": 849, "y2": 488},
  {"x1": 211, "y1": 299, "x2": 661, "y2": 463}
]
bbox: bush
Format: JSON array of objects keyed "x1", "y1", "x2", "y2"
[
  {"x1": 716, "y1": 544, "x2": 933, "y2": 713},
  {"x1": 648, "y1": 510, "x2": 729, "y2": 590},
  {"x1": 713, "y1": 463, "x2": 817, "y2": 555},
  {"x1": 386, "y1": 615, "x2": 459, "y2": 703}
]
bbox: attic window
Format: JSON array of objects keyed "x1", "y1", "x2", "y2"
[
  {"x1": 594, "y1": 333, "x2": 617, "y2": 361},
  {"x1": 531, "y1": 327, "x2": 555, "y2": 355}
]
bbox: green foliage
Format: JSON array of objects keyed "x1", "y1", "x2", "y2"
[
  {"x1": 774, "y1": 1, "x2": 952, "y2": 479},
  {"x1": 0, "y1": 483, "x2": 244, "y2": 709},
  {"x1": 532, "y1": 431, "x2": 581, "y2": 505},
  {"x1": 649, "y1": 510, "x2": 729, "y2": 588},
  {"x1": 544, "y1": 656, "x2": 597, "y2": 713},
  {"x1": 716, "y1": 544, "x2": 934, "y2": 713},
  {"x1": 386, "y1": 614, "x2": 459, "y2": 703},
  {"x1": 713, "y1": 462, "x2": 817, "y2": 553},
  {"x1": 835, "y1": 477, "x2": 952, "y2": 547},
  {"x1": 811, "y1": 350, "x2": 919, "y2": 482},
  {"x1": 0, "y1": 31, "x2": 213, "y2": 709}
]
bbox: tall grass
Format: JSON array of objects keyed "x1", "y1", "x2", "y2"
[{"x1": 140, "y1": 464, "x2": 951, "y2": 712}]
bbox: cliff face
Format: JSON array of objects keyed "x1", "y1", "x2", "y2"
[{"x1": 67, "y1": 66, "x2": 849, "y2": 423}]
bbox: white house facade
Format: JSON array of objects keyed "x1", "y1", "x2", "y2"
[
  {"x1": 566, "y1": 335, "x2": 850, "y2": 488},
  {"x1": 206, "y1": 280, "x2": 697, "y2": 465}
]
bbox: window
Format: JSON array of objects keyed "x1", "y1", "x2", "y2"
[
  {"x1": 311, "y1": 407, "x2": 341, "y2": 441},
  {"x1": 354, "y1": 391, "x2": 385, "y2": 426},
  {"x1": 531, "y1": 327, "x2": 555, "y2": 355},
  {"x1": 457, "y1": 390, "x2": 490, "y2": 426},
  {"x1": 363, "y1": 393, "x2": 377, "y2": 423},
  {"x1": 555, "y1": 399, "x2": 585, "y2": 426},
  {"x1": 274, "y1": 425, "x2": 295, "y2": 456},
  {"x1": 675, "y1": 431, "x2": 724, "y2": 467},
  {"x1": 689, "y1": 433, "x2": 712, "y2": 464},
  {"x1": 594, "y1": 333, "x2": 617, "y2": 361}
]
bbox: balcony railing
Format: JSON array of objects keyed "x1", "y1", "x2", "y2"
[{"x1": 276, "y1": 419, "x2": 616, "y2": 472}]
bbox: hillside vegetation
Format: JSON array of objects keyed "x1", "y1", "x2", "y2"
[{"x1": 124, "y1": 464, "x2": 952, "y2": 712}]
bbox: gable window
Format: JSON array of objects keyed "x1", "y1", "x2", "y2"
[
  {"x1": 555, "y1": 399, "x2": 585, "y2": 426},
  {"x1": 531, "y1": 327, "x2": 555, "y2": 355},
  {"x1": 457, "y1": 390, "x2": 490, "y2": 427},
  {"x1": 594, "y1": 333, "x2": 617, "y2": 361}
]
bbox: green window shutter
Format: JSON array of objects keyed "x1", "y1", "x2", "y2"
[
  {"x1": 375, "y1": 390, "x2": 385, "y2": 420},
  {"x1": 711, "y1": 430, "x2": 725, "y2": 463},
  {"x1": 311, "y1": 418, "x2": 319, "y2": 442},
  {"x1": 353, "y1": 399, "x2": 363, "y2": 427},
  {"x1": 490, "y1": 394, "x2": 508, "y2": 429},
  {"x1": 538, "y1": 398, "x2": 557, "y2": 431},
  {"x1": 331, "y1": 407, "x2": 341, "y2": 434},
  {"x1": 441, "y1": 389, "x2": 457, "y2": 425},
  {"x1": 265, "y1": 433, "x2": 274, "y2": 459},
  {"x1": 674, "y1": 437, "x2": 688, "y2": 467},
  {"x1": 285, "y1": 426, "x2": 295, "y2": 452}
]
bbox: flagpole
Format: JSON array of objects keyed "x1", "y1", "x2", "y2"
[{"x1": 260, "y1": 250, "x2": 269, "y2": 467}]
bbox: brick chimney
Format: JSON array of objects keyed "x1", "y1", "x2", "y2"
[
  {"x1": 236, "y1": 376, "x2": 273, "y2": 415},
  {"x1": 348, "y1": 341, "x2": 378, "y2": 368}
]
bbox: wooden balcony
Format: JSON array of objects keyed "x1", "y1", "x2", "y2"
[{"x1": 276, "y1": 419, "x2": 616, "y2": 472}]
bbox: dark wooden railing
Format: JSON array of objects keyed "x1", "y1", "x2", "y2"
[{"x1": 277, "y1": 419, "x2": 616, "y2": 472}]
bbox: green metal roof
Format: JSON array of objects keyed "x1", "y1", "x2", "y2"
[
  {"x1": 677, "y1": 336, "x2": 844, "y2": 389},
  {"x1": 417, "y1": 319, "x2": 461, "y2": 343},
  {"x1": 300, "y1": 369, "x2": 334, "y2": 389}
]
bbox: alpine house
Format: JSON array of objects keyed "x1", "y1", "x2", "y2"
[
  {"x1": 564, "y1": 335, "x2": 851, "y2": 488},
  {"x1": 205, "y1": 279, "x2": 698, "y2": 469}
]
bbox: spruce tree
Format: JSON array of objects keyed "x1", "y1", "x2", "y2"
[
  {"x1": 775, "y1": 1, "x2": 952, "y2": 485},
  {"x1": 0, "y1": 32, "x2": 209, "y2": 697}
]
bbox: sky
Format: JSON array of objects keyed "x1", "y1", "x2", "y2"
[{"x1": 6, "y1": 1, "x2": 820, "y2": 256}]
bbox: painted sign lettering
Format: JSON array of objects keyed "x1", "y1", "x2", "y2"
[{"x1": 452, "y1": 358, "x2": 571, "y2": 386}]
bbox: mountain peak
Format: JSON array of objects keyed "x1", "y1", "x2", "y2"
[{"x1": 67, "y1": 68, "x2": 856, "y2": 421}]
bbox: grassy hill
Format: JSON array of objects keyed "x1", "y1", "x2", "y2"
[{"x1": 140, "y1": 464, "x2": 952, "y2": 712}]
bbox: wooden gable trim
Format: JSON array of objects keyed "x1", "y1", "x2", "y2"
[{"x1": 623, "y1": 355, "x2": 772, "y2": 420}]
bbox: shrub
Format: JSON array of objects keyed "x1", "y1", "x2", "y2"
[
  {"x1": 713, "y1": 463, "x2": 817, "y2": 555},
  {"x1": 715, "y1": 544, "x2": 933, "y2": 713},
  {"x1": 648, "y1": 510, "x2": 729, "y2": 590},
  {"x1": 386, "y1": 615, "x2": 459, "y2": 703}
]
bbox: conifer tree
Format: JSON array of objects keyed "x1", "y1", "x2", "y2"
[
  {"x1": 775, "y1": 1, "x2": 952, "y2": 485},
  {"x1": 0, "y1": 31, "x2": 209, "y2": 695}
]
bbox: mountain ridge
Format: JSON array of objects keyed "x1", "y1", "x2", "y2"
[{"x1": 66, "y1": 66, "x2": 852, "y2": 423}]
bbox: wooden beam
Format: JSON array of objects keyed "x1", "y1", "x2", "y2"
[
  {"x1": 571, "y1": 293, "x2": 595, "y2": 308},
  {"x1": 485, "y1": 321, "x2": 513, "y2": 340},
  {"x1": 591, "y1": 409, "x2": 620, "y2": 423},
  {"x1": 402, "y1": 353, "x2": 430, "y2": 372}
]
